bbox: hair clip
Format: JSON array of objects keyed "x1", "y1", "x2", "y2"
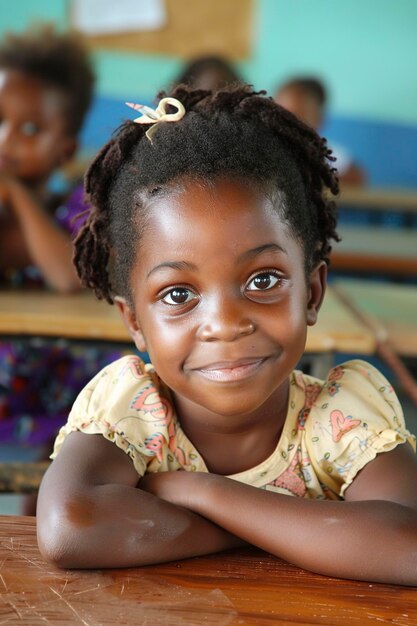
[{"x1": 126, "y1": 97, "x2": 186, "y2": 142}]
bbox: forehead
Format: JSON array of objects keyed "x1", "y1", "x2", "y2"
[
  {"x1": 135, "y1": 178, "x2": 302, "y2": 268},
  {"x1": 0, "y1": 69, "x2": 66, "y2": 122}
]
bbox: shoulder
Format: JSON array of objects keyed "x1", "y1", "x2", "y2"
[
  {"x1": 296, "y1": 359, "x2": 403, "y2": 414},
  {"x1": 305, "y1": 358, "x2": 409, "y2": 437},
  {"x1": 301, "y1": 360, "x2": 415, "y2": 496},
  {"x1": 69, "y1": 354, "x2": 163, "y2": 417},
  {"x1": 52, "y1": 354, "x2": 200, "y2": 475},
  {"x1": 319, "y1": 359, "x2": 402, "y2": 417},
  {"x1": 52, "y1": 355, "x2": 168, "y2": 464}
]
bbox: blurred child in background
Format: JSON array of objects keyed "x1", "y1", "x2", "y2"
[
  {"x1": 275, "y1": 77, "x2": 366, "y2": 186},
  {"x1": 0, "y1": 25, "x2": 92, "y2": 287},
  {"x1": 173, "y1": 55, "x2": 242, "y2": 91},
  {"x1": 0, "y1": 25, "x2": 120, "y2": 504}
]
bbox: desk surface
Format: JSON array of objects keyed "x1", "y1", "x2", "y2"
[
  {"x1": 338, "y1": 186, "x2": 417, "y2": 212},
  {"x1": 335, "y1": 279, "x2": 417, "y2": 357},
  {"x1": 0, "y1": 287, "x2": 376, "y2": 355},
  {"x1": 1, "y1": 516, "x2": 416, "y2": 626},
  {"x1": 331, "y1": 226, "x2": 417, "y2": 276}
]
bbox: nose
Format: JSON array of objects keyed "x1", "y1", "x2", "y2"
[{"x1": 197, "y1": 295, "x2": 256, "y2": 342}]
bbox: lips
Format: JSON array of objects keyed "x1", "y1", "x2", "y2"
[{"x1": 192, "y1": 357, "x2": 269, "y2": 383}]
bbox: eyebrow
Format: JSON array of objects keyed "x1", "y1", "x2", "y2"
[
  {"x1": 147, "y1": 260, "x2": 197, "y2": 279},
  {"x1": 147, "y1": 244, "x2": 287, "y2": 279},
  {"x1": 238, "y1": 243, "x2": 287, "y2": 262}
]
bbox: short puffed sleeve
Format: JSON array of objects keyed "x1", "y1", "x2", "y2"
[
  {"x1": 51, "y1": 355, "x2": 192, "y2": 477},
  {"x1": 305, "y1": 360, "x2": 416, "y2": 497}
]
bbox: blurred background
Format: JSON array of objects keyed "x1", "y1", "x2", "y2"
[
  {"x1": 0, "y1": 0, "x2": 416, "y2": 511},
  {"x1": 1, "y1": 0, "x2": 415, "y2": 189}
]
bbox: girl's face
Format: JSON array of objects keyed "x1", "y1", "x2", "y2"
[
  {"x1": 0, "y1": 69, "x2": 76, "y2": 184},
  {"x1": 119, "y1": 177, "x2": 326, "y2": 422}
]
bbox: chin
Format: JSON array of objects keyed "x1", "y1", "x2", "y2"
[{"x1": 199, "y1": 388, "x2": 276, "y2": 418}]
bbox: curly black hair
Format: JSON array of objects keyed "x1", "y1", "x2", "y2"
[
  {"x1": 0, "y1": 24, "x2": 95, "y2": 135},
  {"x1": 173, "y1": 55, "x2": 242, "y2": 90},
  {"x1": 74, "y1": 84, "x2": 339, "y2": 305},
  {"x1": 276, "y1": 77, "x2": 327, "y2": 108}
]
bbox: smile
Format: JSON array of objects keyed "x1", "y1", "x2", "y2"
[{"x1": 194, "y1": 357, "x2": 269, "y2": 383}]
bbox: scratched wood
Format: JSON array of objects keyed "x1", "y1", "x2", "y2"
[
  {"x1": 0, "y1": 287, "x2": 376, "y2": 354},
  {"x1": 0, "y1": 516, "x2": 416, "y2": 625}
]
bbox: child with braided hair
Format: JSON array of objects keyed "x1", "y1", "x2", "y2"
[
  {"x1": 0, "y1": 26, "x2": 120, "y2": 503},
  {"x1": 37, "y1": 85, "x2": 417, "y2": 585}
]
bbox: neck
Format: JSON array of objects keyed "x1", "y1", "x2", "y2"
[{"x1": 173, "y1": 380, "x2": 290, "y2": 475}]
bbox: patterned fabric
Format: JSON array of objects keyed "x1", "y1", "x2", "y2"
[
  {"x1": 0, "y1": 186, "x2": 122, "y2": 448},
  {"x1": 52, "y1": 356, "x2": 416, "y2": 499}
]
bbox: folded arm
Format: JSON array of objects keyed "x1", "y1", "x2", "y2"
[
  {"x1": 37, "y1": 431, "x2": 243, "y2": 569},
  {"x1": 141, "y1": 443, "x2": 417, "y2": 586},
  {"x1": 0, "y1": 175, "x2": 80, "y2": 291}
]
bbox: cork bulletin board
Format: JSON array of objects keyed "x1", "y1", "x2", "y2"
[{"x1": 70, "y1": 0, "x2": 254, "y2": 60}]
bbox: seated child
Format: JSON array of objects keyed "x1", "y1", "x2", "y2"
[
  {"x1": 274, "y1": 76, "x2": 366, "y2": 186},
  {"x1": 37, "y1": 85, "x2": 417, "y2": 585},
  {"x1": 0, "y1": 26, "x2": 119, "y2": 468},
  {"x1": 172, "y1": 55, "x2": 242, "y2": 91}
]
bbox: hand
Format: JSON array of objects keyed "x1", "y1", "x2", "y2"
[
  {"x1": 140, "y1": 470, "x2": 208, "y2": 510},
  {"x1": 0, "y1": 174, "x2": 25, "y2": 217},
  {"x1": 0, "y1": 174, "x2": 12, "y2": 209}
]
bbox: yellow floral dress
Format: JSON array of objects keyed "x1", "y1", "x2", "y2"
[{"x1": 52, "y1": 356, "x2": 416, "y2": 499}]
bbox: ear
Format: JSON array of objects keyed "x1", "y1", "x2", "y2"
[
  {"x1": 306, "y1": 261, "x2": 327, "y2": 326},
  {"x1": 114, "y1": 296, "x2": 147, "y2": 353}
]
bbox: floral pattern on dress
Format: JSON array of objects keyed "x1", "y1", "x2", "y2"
[
  {"x1": 52, "y1": 357, "x2": 416, "y2": 498},
  {"x1": 268, "y1": 446, "x2": 313, "y2": 497}
]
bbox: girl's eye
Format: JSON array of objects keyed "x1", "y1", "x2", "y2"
[
  {"x1": 161, "y1": 287, "x2": 197, "y2": 306},
  {"x1": 20, "y1": 121, "x2": 40, "y2": 136},
  {"x1": 246, "y1": 272, "x2": 281, "y2": 291}
]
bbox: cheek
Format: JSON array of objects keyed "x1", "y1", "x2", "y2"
[
  {"x1": 20, "y1": 138, "x2": 54, "y2": 169},
  {"x1": 142, "y1": 313, "x2": 191, "y2": 363},
  {"x1": 31, "y1": 133, "x2": 64, "y2": 161}
]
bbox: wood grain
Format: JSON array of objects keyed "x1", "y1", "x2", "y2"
[{"x1": 0, "y1": 516, "x2": 415, "y2": 625}]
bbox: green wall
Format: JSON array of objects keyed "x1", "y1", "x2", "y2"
[
  {"x1": 1, "y1": 0, "x2": 416, "y2": 125},
  {"x1": 252, "y1": 0, "x2": 417, "y2": 125}
]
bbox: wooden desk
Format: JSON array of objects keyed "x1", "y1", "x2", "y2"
[
  {"x1": 338, "y1": 186, "x2": 417, "y2": 213},
  {"x1": 334, "y1": 279, "x2": 417, "y2": 357},
  {"x1": 1, "y1": 516, "x2": 416, "y2": 625},
  {"x1": 331, "y1": 226, "x2": 417, "y2": 276},
  {"x1": 0, "y1": 290, "x2": 129, "y2": 342},
  {"x1": 0, "y1": 287, "x2": 376, "y2": 355}
]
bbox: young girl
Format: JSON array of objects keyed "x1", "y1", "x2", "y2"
[
  {"x1": 0, "y1": 26, "x2": 119, "y2": 479},
  {"x1": 37, "y1": 85, "x2": 417, "y2": 586}
]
